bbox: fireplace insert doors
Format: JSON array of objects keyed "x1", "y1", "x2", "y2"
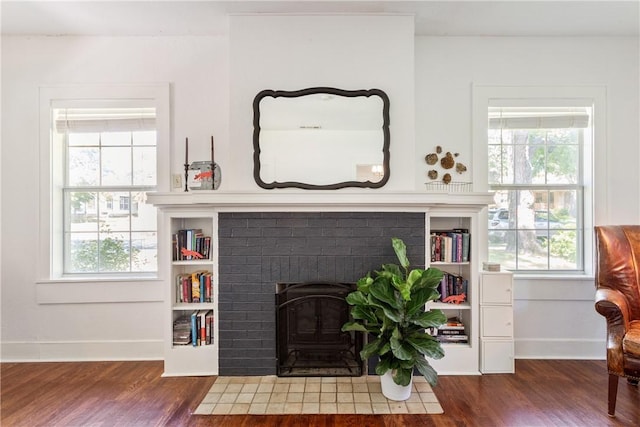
[{"x1": 276, "y1": 282, "x2": 363, "y2": 377}]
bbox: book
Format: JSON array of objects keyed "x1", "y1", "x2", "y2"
[
  {"x1": 199, "y1": 310, "x2": 208, "y2": 345},
  {"x1": 205, "y1": 310, "x2": 214, "y2": 344},
  {"x1": 172, "y1": 315, "x2": 192, "y2": 345},
  {"x1": 191, "y1": 311, "x2": 199, "y2": 346}
]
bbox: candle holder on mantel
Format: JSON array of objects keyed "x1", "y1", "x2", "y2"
[{"x1": 183, "y1": 136, "x2": 221, "y2": 191}]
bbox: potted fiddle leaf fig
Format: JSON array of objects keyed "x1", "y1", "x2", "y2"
[{"x1": 341, "y1": 237, "x2": 446, "y2": 401}]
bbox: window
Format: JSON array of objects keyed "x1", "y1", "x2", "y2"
[
  {"x1": 39, "y1": 85, "x2": 169, "y2": 284},
  {"x1": 53, "y1": 106, "x2": 158, "y2": 274},
  {"x1": 487, "y1": 104, "x2": 592, "y2": 272}
]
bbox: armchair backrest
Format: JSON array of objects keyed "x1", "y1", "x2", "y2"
[{"x1": 595, "y1": 225, "x2": 640, "y2": 320}]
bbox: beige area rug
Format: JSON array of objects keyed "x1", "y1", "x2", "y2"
[{"x1": 194, "y1": 375, "x2": 444, "y2": 415}]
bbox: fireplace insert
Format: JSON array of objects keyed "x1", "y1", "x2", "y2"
[{"x1": 276, "y1": 282, "x2": 363, "y2": 377}]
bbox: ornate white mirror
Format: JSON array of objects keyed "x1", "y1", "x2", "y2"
[{"x1": 253, "y1": 87, "x2": 390, "y2": 190}]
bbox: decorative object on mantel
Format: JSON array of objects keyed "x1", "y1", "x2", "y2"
[
  {"x1": 424, "y1": 145, "x2": 469, "y2": 191},
  {"x1": 342, "y1": 238, "x2": 446, "y2": 401},
  {"x1": 184, "y1": 136, "x2": 221, "y2": 191}
]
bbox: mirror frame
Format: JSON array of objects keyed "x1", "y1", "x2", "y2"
[{"x1": 253, "y1": 87, "x2": 390, "y2": 190}]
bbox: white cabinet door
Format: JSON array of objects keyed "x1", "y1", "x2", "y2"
[
  {"x1": 481, "y1": 340, "x2": 514, "y2": 373},
  {"x1": 481, "y1": 306, "x2": 513, "y2": 337},
  {"x1": 480, "y1": 274, "x2": 512, "y2": 304}
]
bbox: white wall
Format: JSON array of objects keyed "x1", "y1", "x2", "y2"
[
  {"x1": 228, "y1": 14, "x2": 415, "y2": 191},
  {"x1": 416, "y1": 36, "x2": 640, "y2": 358},
  {"x1": 2, "y1": 27, "x2": 638, "y2": 361},
  {"x1": 1, "y1": 35, "x2": 229, "y2": 360}
]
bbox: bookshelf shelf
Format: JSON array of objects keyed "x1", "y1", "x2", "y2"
[
  {"x1": 430, "y1": 302, "x2": 471, "y2": 310},
  {"x1": 172, "y1": 303, "x2": 216, "y2": 311},
  {"x1": 172, "y1": 260, "x2": 212, "y2": 266}
]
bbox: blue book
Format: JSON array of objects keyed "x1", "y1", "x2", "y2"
[{"x1": 191, "y1": 311, "x2": 198, "y2": 347}]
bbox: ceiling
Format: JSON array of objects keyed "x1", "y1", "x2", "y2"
[{"x1": 1, "y1": 1, "x2": 638, "y2": 37}]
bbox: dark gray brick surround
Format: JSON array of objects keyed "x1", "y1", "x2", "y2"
[{"x1": 218, "y1": 211, "x2": 425, "y2": 375}]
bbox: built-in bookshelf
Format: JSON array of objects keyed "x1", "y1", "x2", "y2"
[
  {"x1": 146, "y1": 192, "x2": 494, "y2": 377},
  {"x1": 427, "y1": 211, "x2": 480, "y2": 375},
  {"x1": 161, "y1": 210, "x2": 218, "y2": 377}
]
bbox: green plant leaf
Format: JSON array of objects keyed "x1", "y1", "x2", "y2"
[
  {"x1": 350, "y1": 305, "x2": 378, "y2": 324},
  {"x1": 406, "y1": 333, "x2": 445, "y2": 359},
  {"x1": 390, "y1": 328, "x2": 414, "y2": 361},
  {"x1": 341, "y1": 321, "x2": 369, "y2": 333},
  {"x1": 410, "y1": 268, "x2": 444, "y2": 292},
  {"x1": 375, "y1": 356, "x2": 392, "y2": 376},
  {"x1": 391, "y1": 275, "x2": 412, "y2": 301},
  {"x1": 360, "y1": 337, "x2": 384, "y2": 360},
  {"x1": 392, "y1": 367, "x2": 413, "y2": 387},
  {"x1": 379, "y1": 341, "x2": 391, "y2": 355},
  {"x1": 414, "y1": 356, "x2": 439, "y2": 386},
  {"x1": 405, "y1": 287, "x2": 430, "y2": 316},
  {"x1": 345, "y1": 291, "x2": 367, "y2": 306},
  {"x1": 410, "y1": 309, "x2": 447, "y2": 328},
  {"x1": 369, "y1": 279, "x2": 400, "y2": 309},
  {"x1": 356, "y1": 276, "x2": 374, "y2": 294},
  {"x1": 379, "y1": 263, "x2": 403, "y2": 279},
  {"x1": 380, "y1": 304, "x2": 403, "y2": 323},
  {"x1": 392, "y1": 237, "x2": 410, "y2": 269}
]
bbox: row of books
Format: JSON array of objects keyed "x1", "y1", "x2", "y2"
[
  {"x1": 176, "y1": 271, "x2": 213, "y2": 303},
  {"x1": 173, "y1": 228, "x2": 211, "y2": 261},
  {"x1": 438, "y1": 273, "x2": 468, "y2": 303},
  {"x1": 173, "y1": 310, "x2": 214, "y2": 346},
  {"x1": 430, "y1": 229, "x2": 470, "y2": 263},
  {"x1": 429, "y1": 317, "x2": 469, "y2": 344}
]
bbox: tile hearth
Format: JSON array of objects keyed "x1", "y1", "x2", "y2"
[{"x1": 194, "y1": 375, "x2": 444, "y2": 415}]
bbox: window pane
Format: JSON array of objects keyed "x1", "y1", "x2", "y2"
[
  {"x1": 101, "y1": 131, "x2": 131, "y2": 146},
  {"x1": 488, "y1": 145, "x2": 502, "y2": 184},
  {"x1": 517, "y1": 230, "x2": 549, "y2": 269},
  {"x1": 68, "y1": 147, "x2": 100, "y2": 186},
  {"x1": 68, "y1": 132, "x2": 99, "y2": 146},
  {"x1": 100, "y1": 192, "x2": 130, "y2": 231},
  {"x1": 102, "y1": 147, "x2": 132, "y2": 185},
  {"x1": 133, "y1": 130, "x2": 156, "y2": 146},
  {"x1": 548, "y1": 230, "x2": 580, "y2": 270},
  {"x1": 98, "y1": 231, "x2": 131, "y2": 272},
  {"x1": 547, "y1": 144, "x2": 579, "y2": 184},
  {"x1": 131, "y1": 192, "x2": 156, "y2": 231},
  {"x1": 67, "y1": 192, "x2": 98, "y2": 232},
  {"x1": 488, "y1": 230, "x2": 517, "y2": 270},
  {"x1": 67, "y1": 232, "x2": 98, "y2": 273},
  {"x1": 133, "y1": 147, "x2": 156, "y2": 185},
  {"x1": 496, "y1": 145, "x2": 514, "y2": 184},
  {"x1": 132, "y1": 232, "x2": 157, "y2": 272}
]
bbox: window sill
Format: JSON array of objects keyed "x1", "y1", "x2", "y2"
[{"x1": 36, "y1": 277, "x2": 163, "y2": 305}]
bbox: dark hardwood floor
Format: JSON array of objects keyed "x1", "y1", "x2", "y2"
[{"x1": 1, "y1": 360, "x2": 638, "y2": 426}]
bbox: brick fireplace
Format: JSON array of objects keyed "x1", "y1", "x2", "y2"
[{"x1": 217, "y1": 211, "x2": 425, "y2": 375}]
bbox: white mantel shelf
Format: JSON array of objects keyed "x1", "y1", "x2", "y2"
[{"x1": 146, "y1": 191, "x2": 494, "y2": 210}]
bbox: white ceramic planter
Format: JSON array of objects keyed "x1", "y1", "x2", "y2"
[{"x1": 380, "y1": 370, "x2": 413, "y2": 401}]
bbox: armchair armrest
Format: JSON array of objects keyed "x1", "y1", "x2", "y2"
[{"x1": 595, "y1": 288, "x2": 631, "y2": 375}]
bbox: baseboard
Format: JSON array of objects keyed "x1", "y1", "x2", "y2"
[
  {"x1": 0, "y1": 340, "x2": 163, "y2": 362},
  {"x1": 515, "y1": 338, "x2": 606, "y2": 359}
]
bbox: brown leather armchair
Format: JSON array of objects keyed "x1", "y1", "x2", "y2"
[{"x1": 594, "y1": 225, "x2": 640, "y2": 417}]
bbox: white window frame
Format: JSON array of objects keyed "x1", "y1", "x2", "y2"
[
  {"x1": 472, "y1": 85, "x2": 607, "y2": 278},
  {"x1": 37, "y1": 84, "x2": 170, "y2": 303}
]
